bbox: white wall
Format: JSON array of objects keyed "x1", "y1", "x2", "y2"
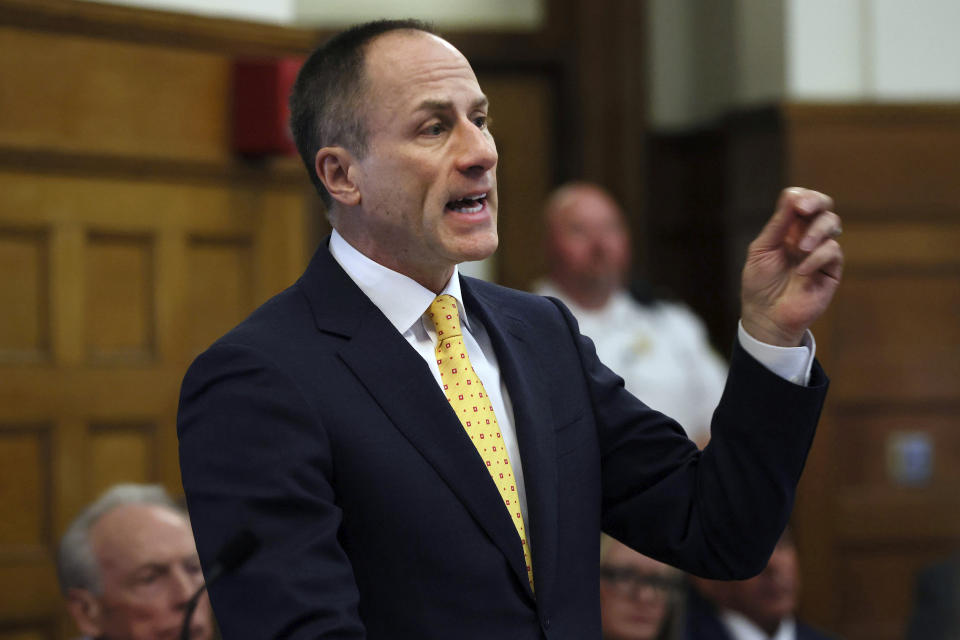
[
  {"x1": 649, "y1": 0, "x2": 960, "y2": 130},
  {"x1": 789, "y1": 0, "x2": 960, "y2": 100},
  {"x1": 870, "y1": 0, "x2": 960, "y2": 99},
  {"x1": 81, "y1": 0, "x2": 297, "y2": 23},
  {"x1": 786, "y1": 0, "x2": 866, "y2": 100},
  {"x1": 83, "y1": 0, "x2": 960, "y2": 127},
  {"x1": 78, "y1": 0, "x2": 543, "y2": 29},
  {"x1": 294, "y1": 0, "x2": 543, "y2": 30}
]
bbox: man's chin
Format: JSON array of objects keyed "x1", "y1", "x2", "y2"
[{"x1": 452, "y1": 235, "x2": 498, "y2": 264}]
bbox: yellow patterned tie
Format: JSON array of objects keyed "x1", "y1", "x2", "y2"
[{"x1": 427, "y1": 294, "x2": 534, "y2": 592}]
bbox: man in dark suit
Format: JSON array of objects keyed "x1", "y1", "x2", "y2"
[
  {"x1": 685, "y1": 530, "x2": 840, "y2": 640},
  {"x1": 177, "y1": 19, "x2": 845, "y2": 639},
  {"x1": 905, "y1": 554, "x2": 960, "y2": 640}
]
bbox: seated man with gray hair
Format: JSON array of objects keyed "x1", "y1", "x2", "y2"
[{"x1": 57, "y1": 483, "x2": 214, "y2": 640}]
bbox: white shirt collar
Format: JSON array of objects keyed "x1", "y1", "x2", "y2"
[
  {"x1": 328, "y1": 229, "x2": 471, "y2": 334},
  {"x1": 720, "y1": 609, "x2": 796, "y2": 640}
]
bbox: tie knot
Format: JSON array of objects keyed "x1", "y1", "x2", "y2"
[{"x1": 428, "y1": 295, "x2": 463, "y2": 341}]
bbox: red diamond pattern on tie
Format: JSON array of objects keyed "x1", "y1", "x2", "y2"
[{"x1": 427, "y1": 294, "x2": 534, "y2": 592}]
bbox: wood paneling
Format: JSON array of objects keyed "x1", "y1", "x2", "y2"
[
  {"x1": 837, "y1": 548, "x2": 953, "y2": 640},
  {"x1": 85, "y1": 233, "x2": 155, "y2": 363},
  {"x1": 477, "y1": 73, "x2": 556, "y2": 290},
  {"x1": 832, "y1": 272, "x2": 960, "y2": 400},
  {"x1": 784, "y1": 104, "x2": 960, "y2": 639},
  {"x1": 786, "y1": 104, "x2": 960, "y2": 219},
  {"x1": 186, "y1": 235, "x2": 255, "y2": 357},
  {"x1": 0, "y1": 625, "x2": 55, "y2": 640},
  {"x1": 0, "y1": 229, "x2": 49, "y2": 361},
  {"x1": 0, "y1": 4, "x2": 315, "y2": 634},
  {"x1": 87, "y1": 422, "x2": 157, "y2": 496},
  {"x1": 0, "y1": 26, "x2": 230, "y2": 162},
  {"x1": 0, "y1": 425, "x2": 51, "y2": 551}
]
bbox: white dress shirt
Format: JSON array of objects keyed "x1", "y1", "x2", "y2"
[
  {"x1": 329, "y1": 230, "x2": 816, "y2": 541},
  {"x1": 534, "y1": 281, "x2": 815, "y2": 444},
  {"x1": 721, "y1": 609, "x2": 798, "y2": 640}
]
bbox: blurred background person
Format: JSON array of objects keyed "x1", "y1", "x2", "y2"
[
  {"x1": 905, "y1": 552, "x2": 960, "y2": 640},
  {"x1": 56, "y1": 483, "x2": 214, "y2": 640},
  {"x1": 685, "y1": 529, "x2": 838, "y2": 640},
  {"x1": 535, "y1": 182, "x2": 727, "y2": 445},
  {"x1": 600, "y1": 534, "x2": 683, "y2": 640}
]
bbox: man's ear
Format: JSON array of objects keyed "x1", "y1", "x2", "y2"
[
  {"x1": 315, "y1": 146, "x2": 361, "y2": 207},
  {"x1": 66, "y1": 588, "x2": 104, "y2": 637}
]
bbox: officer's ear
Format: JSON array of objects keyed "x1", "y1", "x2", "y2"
[{"x1": 315, "y1": 146, "x2": 361, "y2": 207}]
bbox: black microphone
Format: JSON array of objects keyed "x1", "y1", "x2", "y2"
[{"x1": 181, "y1": 529, "x2": 261, "y2": 640}]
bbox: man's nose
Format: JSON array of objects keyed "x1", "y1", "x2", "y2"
[
  {"x1": 453, "y1": 120, "x2": 497, "y2": 174},
  {"x1": 171, "y1": 567, "x2": 202, "y2": 606}
]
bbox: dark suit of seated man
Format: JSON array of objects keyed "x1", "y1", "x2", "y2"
[
  {"x1": 177, "y1": 19, "x2": 845, "y2": 639},
  {"x1": 905, "y1": 553, "x2": 960, "y2": 640},
  {"x1": 685, "y1": 530, "x2": 841, "y2": 640}
]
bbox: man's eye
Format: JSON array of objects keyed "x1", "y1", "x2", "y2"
[
  {"x1": 422, "y1": 123, "x2": 444, "y2": 136},
  {"x1": 137, "y1": 568, "x2": 162, "y2": 584},
  {"x1": 473, "y1": 115, "x2": 489, "y2": 129}
]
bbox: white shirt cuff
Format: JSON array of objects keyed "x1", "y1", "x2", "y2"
[{"x1": 737, "y1": 321, "x2": 816, "y2": 386}]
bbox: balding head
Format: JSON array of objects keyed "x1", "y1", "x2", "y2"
[
  {"x1": 289, "y1": 19, "x2": 437, "y2": 210},
  {"x1": 544, "y1": 182, "x2": 631, "y2": 309},
  {"x1": 58, "y1": 485, "x2": 213, "y2": 640}
]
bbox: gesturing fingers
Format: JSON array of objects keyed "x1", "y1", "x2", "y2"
[
  {"x1": 754, "y1": 187, "x2": 836, "y2": 251},
  {"x1": 796, "y1": 238, "x2": 844, "y2": 280},
  {"x1": 797, "y1": 210, "x2": 842, "y2": 253}
]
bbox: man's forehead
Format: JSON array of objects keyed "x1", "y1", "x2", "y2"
[
  {"x1": 92, "y1": 504, "x2": 192, "y2": 562},
  {"x1": 368, "y1": 29, "x2": 461, "y2": 58},
  {"x1": 364, "y1": 30, "x2": 477, "y2": 86}
]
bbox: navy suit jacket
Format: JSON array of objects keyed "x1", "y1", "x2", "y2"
[{"x1": 177, "y1": 240, "x2": 829, "y2": 639}]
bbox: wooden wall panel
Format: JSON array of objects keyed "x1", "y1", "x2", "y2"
[
  {"x1": 84, "y1": 234, "x2": 155, "y2": 362},
  {"x1": 0, "y1": 26, "x2": 229, "y2": 162},
  {"x1": 0, "y1": 229, "x2": 49, "y2": 361},
  {"x1": 0, "y1": 5, "x2": 315, "y2": 635},
  {"x1": 836, "y1": 409, "x2": 960, "y2": 489},
  {"x1": 186, "y1": 236, "x2": 254, "y2": 357},
  {"x1": 832, "y1": 271, "x2": 960, "y2": 400},
  {"x1": 87, "y1": 422, "x2": 157, "y2": 497},
  {"x1": 477, "y1": 73, "x2": 556, "y2": 290},
  {"x1": 837, "y1": 548, "x2": 953, "y2": 640},
  {"x1": 0, "y1": 626, "x2": 54, "y2": 640},
  {"x1": 786, "y1": 105, "x2": 960, "y2": 219},
  {"x1": 783, "y1": 104, "x2": 960, "y2": 639},
  {"x1": 0, "y1": 425, "x2": 51, "y2": 550}
]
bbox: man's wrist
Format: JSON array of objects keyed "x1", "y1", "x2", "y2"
[
  {"x1": 740, "y1": 314, "x2": 804, "y2": 347},
  {"x1": 737, "y1": 321, "x2": 815, "y2": 386}
]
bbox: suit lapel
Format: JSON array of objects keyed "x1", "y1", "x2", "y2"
[
  {"x1": 464, "y1": 278, "x2": 560, "y2": 606},
  {"x1": 300, "y1": 244, "x2": 534, "y2": 595}
]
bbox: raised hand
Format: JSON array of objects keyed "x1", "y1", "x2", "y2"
[{"x1": 741, "y1": 187, "x2": 844, "y2": 347}]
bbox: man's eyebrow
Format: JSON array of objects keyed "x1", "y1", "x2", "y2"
[{"x1": 413, "y1": 96, "x2": 489, "y2": 113}]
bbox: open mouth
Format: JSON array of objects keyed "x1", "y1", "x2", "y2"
[{"x1": 446, "y1": 193, "x2": 487, "y2": 214}]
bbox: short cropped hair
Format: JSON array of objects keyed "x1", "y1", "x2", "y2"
[
  {"x1": 289, "y1": 19, "x2": 437, "y2": 208},
  {"x1": 56, "y1": 483, "x2": 183, "y2": 596}
]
